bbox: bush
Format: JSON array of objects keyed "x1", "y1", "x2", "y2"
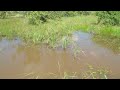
[
  {"x1": 27, "y1": 11, "x2": 65, "y2": 25},
  {"x1": 0, "y1": 11, "x2": 8, "y2": 19},
  {"x1": 79, "y1": 11, "x2": 91, "y2": 15},
  {"x1": 0, "y1": 11, "x2": 27, "y2": 19},
  {"x1": 27, "y1": 11, "x2": 47, "y2": 25},
  {"x1": 96, "y1": 11, "x2": 120, "y2": 26},
  {"x1": 27, "y1": 11, "x2": 85, "y2": 25}
]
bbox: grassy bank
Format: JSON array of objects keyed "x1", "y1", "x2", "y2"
[{"x1": 0, "y1": 15, "x2": 120, "y2": 48}]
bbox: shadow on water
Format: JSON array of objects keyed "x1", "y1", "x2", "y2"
[{"x1": 0, "y1": 31, "x2": 120, "y2": 78}]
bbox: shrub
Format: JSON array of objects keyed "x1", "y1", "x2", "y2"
[
  {"x1": 0, "y1": 11, "x2": 8, "y2": 19},
  {"x1": 27, "y1": 11, "x2": 86, "y2": 25},
  {"x1": 96, "y1": 11, "x2": 120, "y2": 26},
  {"x1": 26, "y1": 11, "x2": 48, "y2": 25}
]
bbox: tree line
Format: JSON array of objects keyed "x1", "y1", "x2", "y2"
[{"x1": 0, "y1": 11, "x2": 120, "y2": 26}]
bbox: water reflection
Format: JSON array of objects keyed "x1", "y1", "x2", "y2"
[
  {"x1": 0, "y1": 31, "x2": 120, "y2": 78},
  {"x1": 92, "y1": 35, "x2": 120, "y2": 54}
]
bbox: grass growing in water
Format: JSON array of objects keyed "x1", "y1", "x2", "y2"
[
  {"x1": 81, "y1": 64, "x2": 111, "y2": 79},
  {"x1": 17, "y1": 64, "x2": 111, "y2": 79},
  {"x1": 0, "y1": 15, "x2": 97, "y2": 48},
  {"x1": 0, "y1": 15, "x2": 120, "y2": 49}
]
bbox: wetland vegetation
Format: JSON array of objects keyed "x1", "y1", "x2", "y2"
[{"x1": 0, "y1": 11, "x2": 120, "y2": 79}]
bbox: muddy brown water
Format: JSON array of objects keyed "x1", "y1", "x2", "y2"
[{"x1": 0, "y1": 32, "x2": 120, "y2": 79}]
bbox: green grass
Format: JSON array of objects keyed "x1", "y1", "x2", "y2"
[
  {"x1": 0, "y1": 15, "x2": 120, "y2": 48},
  {"x1": 0, "y1": 16, "x2": 94, "y2": 48}
]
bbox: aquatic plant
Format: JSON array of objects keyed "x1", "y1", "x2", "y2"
[
  {"x1": 61, "y1": 36, "x2": 71, "y2": 49},
  {"x1": 81, "y1": 64, "x2": 111, "y2": 79},
  {"x1": 16, "y1": 63, "x2": 111, "y2": 79}
]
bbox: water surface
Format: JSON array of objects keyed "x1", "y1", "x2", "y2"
[{"x1": 0, "y1": 32, "x2": 120, "y2": 79}]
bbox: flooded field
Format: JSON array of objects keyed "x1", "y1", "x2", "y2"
[{"x1": 0, "y1": 31, "x2": 120, "y2": 79}]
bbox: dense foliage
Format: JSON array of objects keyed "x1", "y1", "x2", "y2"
[
  {"x1": 2, "y1": 11, "x2": 120, "y2": 26},
  {"x1": 0, "y1": 11, "x2": 91, "y2": 24},
  {"x1": 96, "y1": 11, "x2": 120, "y2": 26},
  {"x1": 0, "y1": 11, "x2": 26, "y2": 19},
  {"x1": 0, "y1": 11, "x2": 8, "y2": 19},
  {"x1": 26, "y1": 11, "x2": 91, "y2": 25}
]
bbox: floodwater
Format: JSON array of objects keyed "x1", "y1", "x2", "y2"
[{"x1": 0, "y1": 32, "x2": 120, "y2": 79}]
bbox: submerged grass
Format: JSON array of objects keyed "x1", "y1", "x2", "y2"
[
  {"x1": 17, "y1": 64, "x2": 111, "y2": 79},
  {"x1": 81, "y1": 64, "x2": 111, "y2": 79}
]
